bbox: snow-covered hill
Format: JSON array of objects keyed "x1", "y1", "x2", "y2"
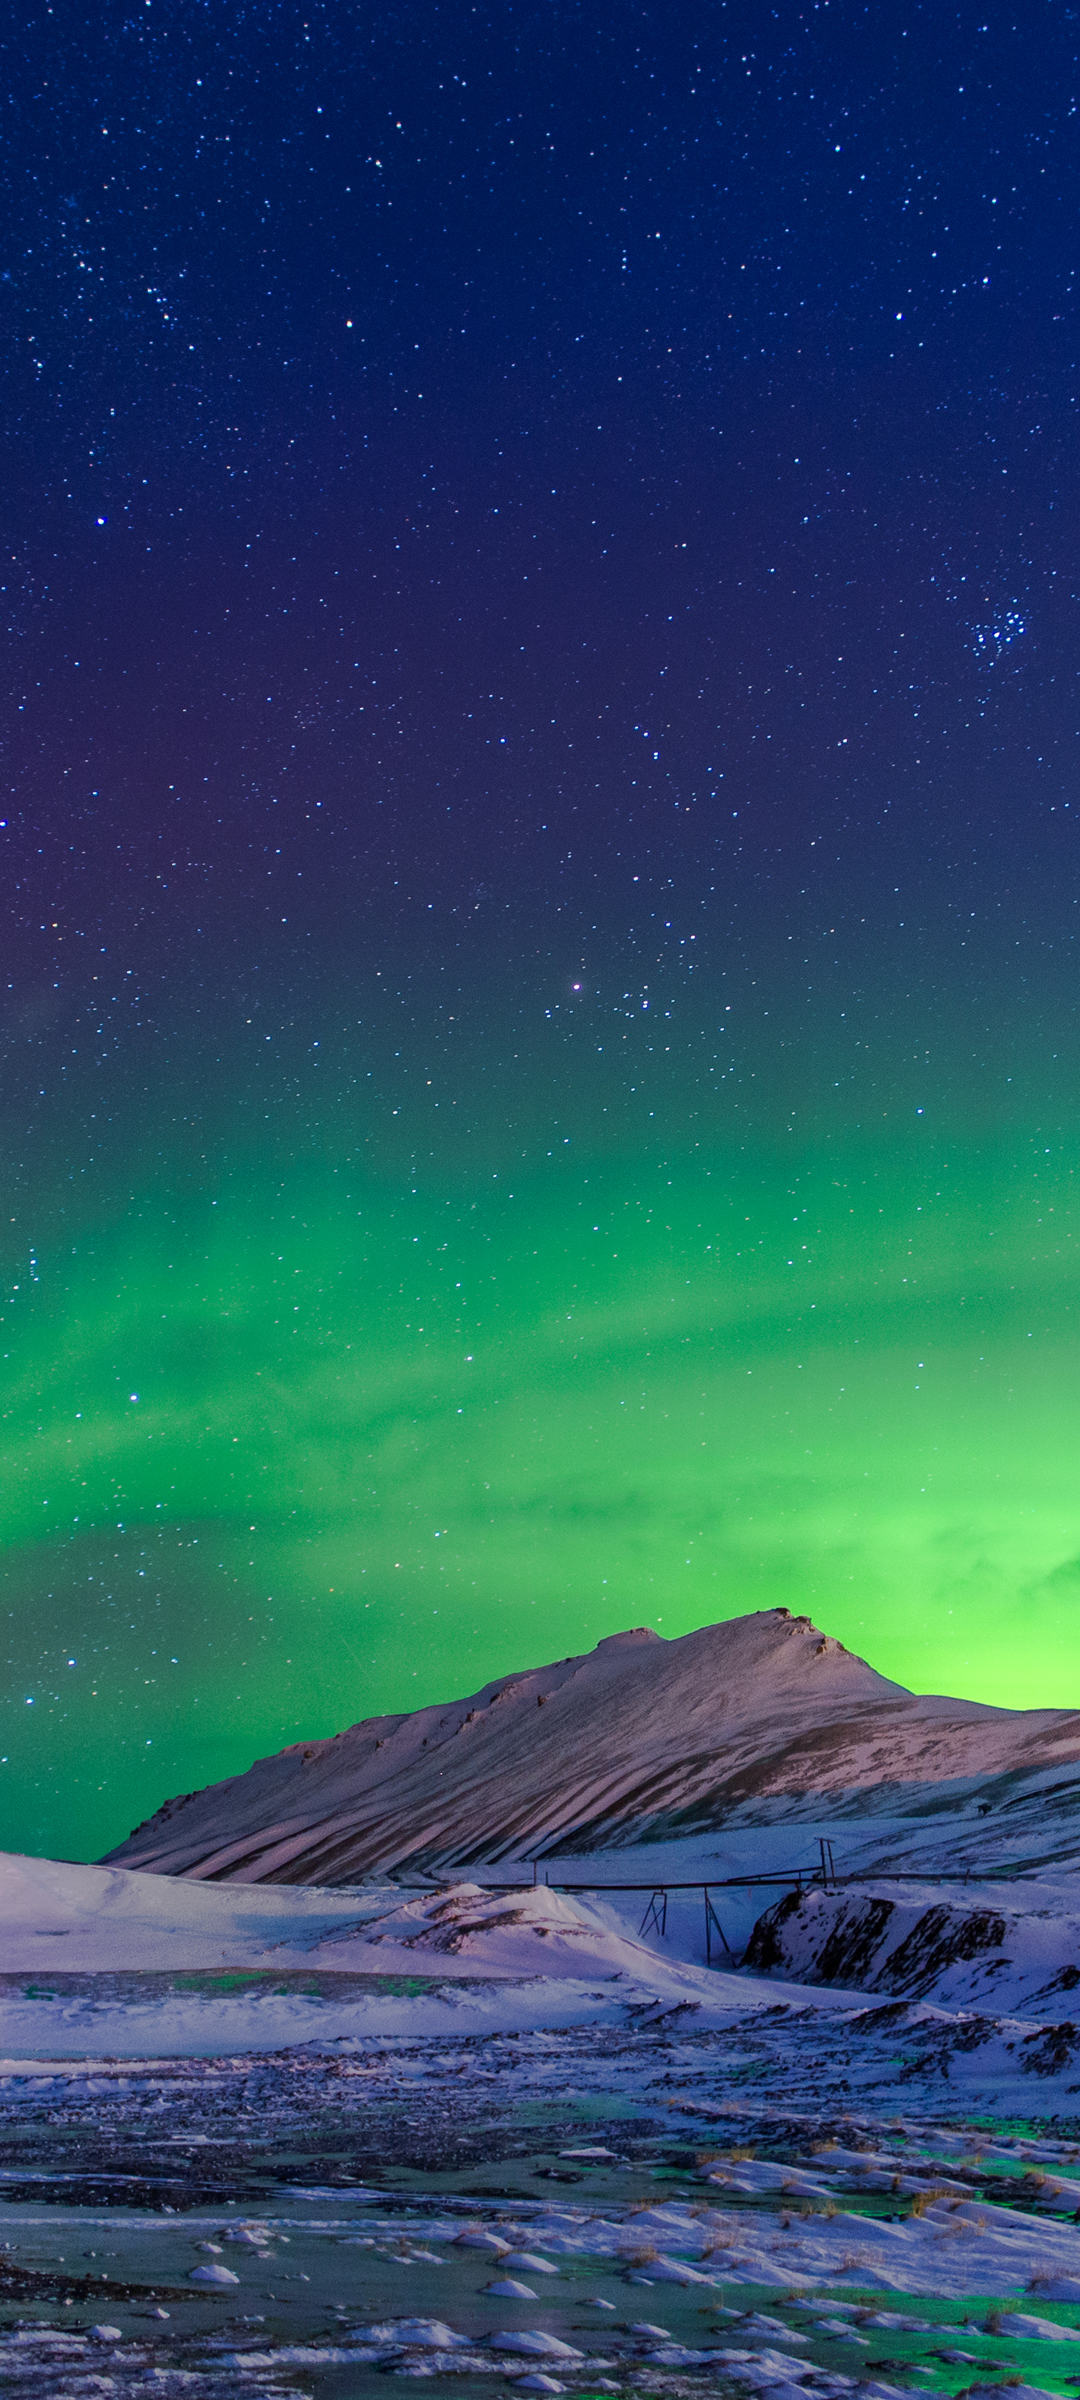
[
  {"x1": 744, "y1": 1877, "x2": 1080, "y2": 2015},
  {"x1": 0, "y1": 1847, "x2": 741, "y2": 1994},
  {"x1": 101, "y1": 1608, "x2": 1080, "y2": 1885}
]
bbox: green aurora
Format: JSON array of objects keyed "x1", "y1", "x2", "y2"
[{"x1": 2, "y1": 1124, "x2": 1078, "y2": 1861}]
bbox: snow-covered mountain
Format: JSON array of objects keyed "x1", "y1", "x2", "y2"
[{"x1": 102, "y1": 1608, "x2": 1080, "y2": 1885}]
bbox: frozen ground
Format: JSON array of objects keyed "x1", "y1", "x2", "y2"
[
  {"x1": 5, "y1": 2016, "x2": 1080, "y2": 2400},
  {"x1": 5, "y1": 1852, "x2": 1080, "y2": 2396}
]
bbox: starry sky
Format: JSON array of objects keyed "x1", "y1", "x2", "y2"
[{"x1": 3, "y1": 0, "x2": 1080, "y2": 1862}]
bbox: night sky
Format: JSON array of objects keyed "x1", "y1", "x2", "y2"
[{"x1": 3, "y1": 0, "x2": 1080, "y2": 1862}]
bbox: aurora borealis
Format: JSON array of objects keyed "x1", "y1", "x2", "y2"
[{"x1": 3, "y1": 2, "x2": 1080, "y2": 1859}]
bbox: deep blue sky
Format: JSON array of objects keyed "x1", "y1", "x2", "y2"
[
  {"x1": 5, "y1": 0, "x2": 1078, "y2": 1088},
  {"x1": 3, "y1": 1, "x2": 1080, "y2": 1859}
]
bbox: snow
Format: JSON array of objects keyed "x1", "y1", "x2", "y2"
[
  {"x1": 996, "y1": 2314, "x2": 1080, "y2": 2341},
  {"x1": 745, "y1": 1879, "x2": 1080, "y2": 2015},
  {"x1": 0, "y1": 1849, "x2": 872, "y2": 2056},
  {"x1": 99, "y1": 1610, "x2": 1080, "y2": 1888},
  {"x1": 490, "y1": 2333, "x2": 583, "y2": 2358},
  {"x1": 5, "y1": 1611, "x2": 1080, "y2": 2398}
]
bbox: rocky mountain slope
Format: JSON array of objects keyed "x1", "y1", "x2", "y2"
[{"x1": 102, "y1": 1608, "x2": 1080, "y2": 1885}]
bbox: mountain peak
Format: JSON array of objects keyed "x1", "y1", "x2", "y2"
[
  {"x1": 101, "y1": 1608, "x2": 1075, "y2": 1886},
  {"x1": 594, "y1": 1626, "x2": 664, "y2": 1651}
]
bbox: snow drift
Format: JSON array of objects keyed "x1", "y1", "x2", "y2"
[{"x1": 0, "y1": 1849, "x2": 705, "y2": 1985}]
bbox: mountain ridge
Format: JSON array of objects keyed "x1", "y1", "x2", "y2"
[{"x1": 101, "y1": 1608, "x2": 1080, "y2": 1886}]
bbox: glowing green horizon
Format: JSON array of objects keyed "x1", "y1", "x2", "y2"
[{"x1": 2, "y1": 1125, "x2": 1078, "y2": 1861}]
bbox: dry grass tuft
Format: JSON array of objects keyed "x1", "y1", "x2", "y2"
[{"x1": 907, "y1": 2184, "x2": 956, "y2": 2218}]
